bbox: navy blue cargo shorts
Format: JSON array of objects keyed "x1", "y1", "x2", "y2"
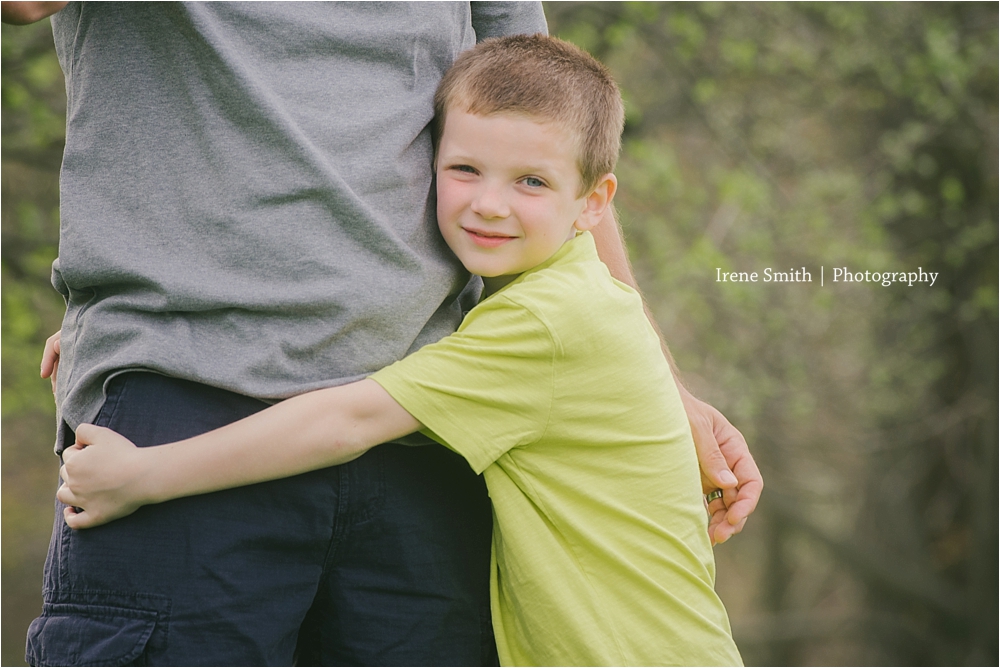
[{"x1": 26, "y1": 372, "x2": 496, "y2": 666}]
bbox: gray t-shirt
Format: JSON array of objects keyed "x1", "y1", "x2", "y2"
[{"x1": 50, "y1": 2, "x2": 547, "y2": 429}]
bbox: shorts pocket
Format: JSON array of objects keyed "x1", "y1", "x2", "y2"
[{"x1": 26, "y1": 593, "x2": 169, "y2": 667}]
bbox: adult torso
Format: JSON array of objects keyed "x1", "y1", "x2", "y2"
[{"x1": 49, "y1": 2, "x2": 545, "y2": 427}]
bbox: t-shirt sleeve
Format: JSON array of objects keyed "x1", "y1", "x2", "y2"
[
  {"x1": 470, "y1": 1, "x2": 548, "y2": 41},
  {"x1": 370, "y1": 295, "x2": 554, "y2": 473}
]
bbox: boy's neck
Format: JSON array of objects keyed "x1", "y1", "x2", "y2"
[
  {"x1": 480, "y1": 231, "x2": 586, "y2": 297},
  {"x1": 481, "y1": 273, "x2": 520, "y2": 297}
]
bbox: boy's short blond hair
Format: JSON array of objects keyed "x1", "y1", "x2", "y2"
[{"x1": 434, "y1": 34, "x2": 625, "y2": 194}]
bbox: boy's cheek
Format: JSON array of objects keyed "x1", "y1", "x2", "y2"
[{"x1": 436, "y1": 186, "x2": 464, "y2": 225}]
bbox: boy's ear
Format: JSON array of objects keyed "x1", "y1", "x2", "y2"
[{"x1": 574, "y1": 173, "x2": 617, "y2": 232}]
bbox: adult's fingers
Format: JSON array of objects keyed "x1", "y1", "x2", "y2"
[
  {"x1": 49, "y1": 359, "x2": 59, "y2": 393},
  {"x1": 712, "y1": 516, "x2": 748, "y2": 544},
  {"x1": 40, "y1": 331, "x2": 61, "y2": 375},
  {"x1": 706, "y1": 502, "x2": 728, "y2": 546},
  {"x1": 696, "y1": 431, "x2": 739, "y2": 492},
  {"x1": 682, "y1": 394, "x2": 739, "y2": 492},
  {"x1": 721, "y1": 447, "x2": 763, "y2": 528},
  {"x1": 709, "y1": 406, "x2": 762, "y2": 528}
]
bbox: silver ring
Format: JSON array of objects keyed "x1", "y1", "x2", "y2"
[{"x1": 705, "y1": 489, "x2": 723, "y2": 504}]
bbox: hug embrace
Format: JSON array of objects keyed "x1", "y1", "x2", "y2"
[{"x1": 6, "y1": 3, "x2": 761, "y2": 666}]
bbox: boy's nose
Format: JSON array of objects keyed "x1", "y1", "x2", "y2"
[{"x1": 470, "y1": 184, "x2": 510, "y2": 219}]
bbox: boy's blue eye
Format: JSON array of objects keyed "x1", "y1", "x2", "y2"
[
  {"x1": 454, "y1": 165, "x2": 477, "y2": 173},
  {"x1": 523, "y1": 177, "x2": 545, "y2": 188}
]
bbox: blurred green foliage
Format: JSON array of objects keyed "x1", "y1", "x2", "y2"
[
  {"x1": 547, "y1": 3, "x2": 997, "y2": 665},
  {"x1": 2, "y1": 4, "x2": 997, "y2": 666},
  {"x1": 2, "y1": 15, "x2": 67, "y2": 668},
  {"x1": 2, "y1": 16, "x2": 64, "y2": 410}
]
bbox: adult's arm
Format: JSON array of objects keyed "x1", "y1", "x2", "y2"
[
  {"x1": 470, "y1": 1, "x2": 548, "y2": 41},
  {"x1": 590, "y1": 206, "x2": 763, "y2": 544},
  {"x1": 57, "y1": 379, "x2": 421, "y2": 529},
  {"x1": 1, "y1": 1, "x2": 66, "y2": 25}
]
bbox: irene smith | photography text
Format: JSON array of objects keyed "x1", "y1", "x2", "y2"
[{"x1": 715, "y1": 266, "x2": 939, "y2": 287}]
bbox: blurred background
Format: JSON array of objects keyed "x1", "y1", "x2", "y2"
[{"x1": 2, "y1": 3, "x2": 996, "y2": 665}]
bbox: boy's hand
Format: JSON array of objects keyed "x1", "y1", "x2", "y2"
[
  {"x1": 680, "y1": 389, "x2": 763, "y2": 545},
  {"x1": 40, "y1": 330, "x2": 61, "y2": 393},
  {"x1": 56, "y1": 424, "x2": 153, "y2": 529}
]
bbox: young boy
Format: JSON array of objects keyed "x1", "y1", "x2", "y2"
[{"x1": 57, "y1": 35, "x2": 743, "y2": 666}]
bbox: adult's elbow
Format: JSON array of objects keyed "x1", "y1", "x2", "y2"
[{"x1": 1, "y1": 1, "x2": 67, "y2": 25}]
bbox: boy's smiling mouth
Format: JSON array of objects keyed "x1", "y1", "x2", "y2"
[{"x1": 463, "y1": 226, "x2": 518, "y2": 248}]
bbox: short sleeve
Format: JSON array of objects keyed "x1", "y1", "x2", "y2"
[
  {"x1": 470, "y1": 1, "x2": 548, "y2": 41},
  {"x1": 371, "y1": 295, "x2": 554, "y2": 473}
]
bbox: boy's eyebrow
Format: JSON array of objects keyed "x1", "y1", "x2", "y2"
[
  {"x1": 509, "y1": 161, "x2": 574, "y2": 180},
  {"x1": 440, "y1": 149, "x2": 567, "y2": 175}
]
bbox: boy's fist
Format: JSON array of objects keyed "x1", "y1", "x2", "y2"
[{"x1": 57, "y1": 424, "x2": 151, "y2": 529}]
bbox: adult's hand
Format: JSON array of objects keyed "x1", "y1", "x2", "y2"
[
  {"x1": 680, "y1": 388, "x2": 762, "y2": 545},
  {"x1": 40, "y1": 330, "x2": 61, "y2": 393},
  {"x1": 587, "y1": 207, "x2": 763, "y2": 544}
]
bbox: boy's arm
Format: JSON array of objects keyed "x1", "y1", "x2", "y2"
[
  {"x1": 590, "y1": 206, "x2": 763, "y2": 544},
  {"x1": 56, "y1": 379, "x2": 420, "y2": 529}
]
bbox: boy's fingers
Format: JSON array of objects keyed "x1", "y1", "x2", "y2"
[
  {"x1": 74, "y1": 423, "x2": 102, "y2": 445},
  {"x1": 56, "y1": 482, "x2": 77, "y2": 507},
  {"x1": 60, "y1": 443, "x2": 84, "y2": 465},
  {"x1": 63, "y1": 505, "x2": 91, "y2": 530}
]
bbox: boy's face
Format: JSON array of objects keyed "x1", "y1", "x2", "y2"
[{"x1": 435, "y1": 109, "x2": 614, "y2": 294}]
